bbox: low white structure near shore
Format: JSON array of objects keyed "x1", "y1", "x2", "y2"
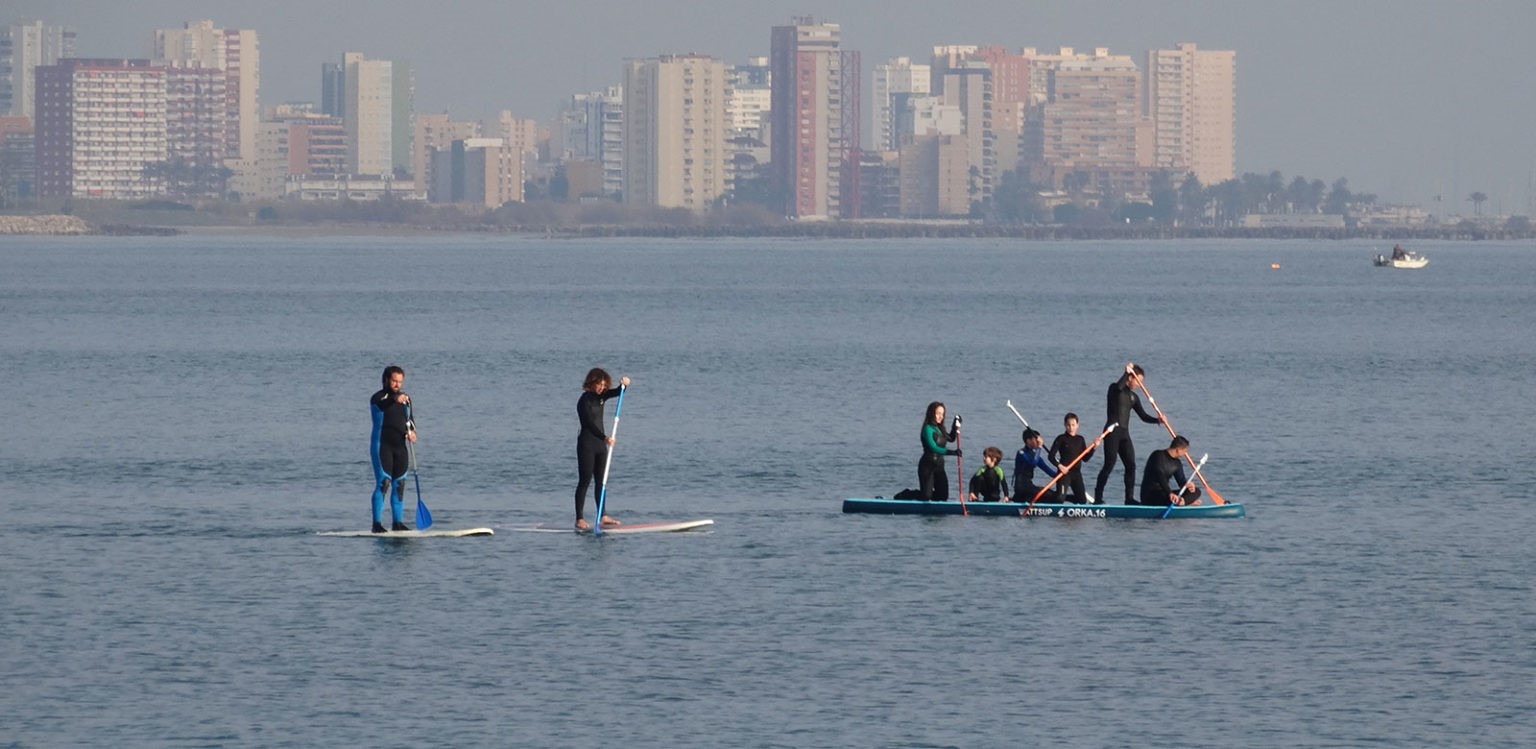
[{"x1": 0, "y1": 215, "x2": 91, "y2": 235}]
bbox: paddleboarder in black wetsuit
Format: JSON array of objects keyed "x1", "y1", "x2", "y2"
[
  {"x1": 369, "y1": 365, "x2": 416, "y2": 533},
  {"x1": 918, "y1": 401, "x2": 961, "y2": 500},
  {"x1": 1049, "y1": 412, "x2": 1095, "y2": 504},
  {"x1": 575, "y1": 368, "x2": 630, "y2": 531},
  {"x1": 1094, "y1": 363, "x2": 1161, "y2": 505},
  {"x1": 1139, "y1": 435, "x2": 1203, "y2": 506}
]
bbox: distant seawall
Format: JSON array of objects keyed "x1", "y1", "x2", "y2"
[{"x1": 0, "y1": 215, "x2": 91, "y2": 235}]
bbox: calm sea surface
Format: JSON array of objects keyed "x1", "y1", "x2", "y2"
[{"x1": 2, "y1": 234, "x2": 1533, "y2": 747}]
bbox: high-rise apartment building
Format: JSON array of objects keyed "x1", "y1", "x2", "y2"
[
  {"x1": 939, "y1": 62, "x2": 993, "y2": 207},
  {"x1": 1, "y1": 20, "x2": 76, "y2": 121},
  {"x1": 872, "y1": 57, "x2": 930, "y2": 152},
  {"x1": 152, "y1": 20, "x2": 259, "y2": 161},
  {"x1": 341, "y1": 52, "x2": 393, "y2": 176},
  {"x1": 390, "y1": 60, "x2": 414, "y2": 176},
  {"x1": 414, "y1": 113, "x2": 479, "y2": 197},
  {"x1": 622, "y1": 54, "x2": 727, "y2": 210},
  {"x1": 1020, "y1": 48, "x2": 1142, "y2": 186},
  {"x1": 35, "y1": 59, "x2": 167, "y2": 199},
  {"x1": 428, "y1": 137, "x2": 521, "y2": 207},
  {"x1": 1145, "y1": 42, "x2": 1235, "y2": 184},
  {"x1": 770, "y1": 17, "x2": 860, "y2": 218}
]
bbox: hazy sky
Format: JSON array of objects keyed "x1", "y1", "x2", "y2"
[{"x1": 12, "y1": 0, "x2": 1536, "y2": 212}]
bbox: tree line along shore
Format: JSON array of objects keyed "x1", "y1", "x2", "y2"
[{"x1": 2, "y1": 206, "x2": 1530, "y2": 241}]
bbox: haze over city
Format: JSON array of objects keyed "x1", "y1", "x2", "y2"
[{"x1": 9, "y1": 0, "x2": 1536, "y2": 213}]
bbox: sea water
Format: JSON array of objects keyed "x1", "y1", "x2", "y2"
[{"x1": 2, "y1": 235, "x2": 1533, "y2": 747}]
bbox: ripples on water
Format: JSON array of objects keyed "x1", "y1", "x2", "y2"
[{"x1": 2, "y1": 236, "x2": 1533, "y2": 747}]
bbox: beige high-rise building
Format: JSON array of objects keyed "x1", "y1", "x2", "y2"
[
  {"x1": 342, "y1": 52, "x2": 393, "y2": 176},
  {"x1": 623, "y1": 54, "x2": 727, "y2": 210},
  {"x1": 414, "y1": 113, "x2": 480, "y2": 197},
  {"x1": 1020, "y1": 48, "x2": 1142, "y2": 181},
  {"x1": 1146, "y1": 42, "x2": 1235, "y2": 184},
  {"x1": 152, "y1": 20, "x2": 259, "y2": 161},
  {"x1": 872, "y1": 57, "x2": 930, "y2": 152}
]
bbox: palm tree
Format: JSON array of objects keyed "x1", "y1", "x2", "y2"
[{"x1": 1468, "y1": 192, "x2": 1488, "y2": 216}]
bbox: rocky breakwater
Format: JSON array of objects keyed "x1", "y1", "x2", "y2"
[{"x1": 0, "y1": 214, "x2": 92, "y2": 235}]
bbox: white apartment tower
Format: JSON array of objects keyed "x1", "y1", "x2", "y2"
[
  {"x1": 342, "y1": 52, "x2": 393, "y2": 176},
  {"x1": 152, "y1": 20, "x2": 259, "y2": 161},
  {"x1": 2, "y1": 20, "x2": 77, "y2": 120},
  {"x1": 872, "y1": 57, "x2": 930, "y2": 152},
  {"x1": 1145, "y1": 42, "x2": 1235, "y2": 184},
  {"x1": 623, "y1": 55, "x2": 727, "y2": 209}
]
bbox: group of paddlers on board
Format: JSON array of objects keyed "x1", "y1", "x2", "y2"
[
  {"x1": 907, "y1": 362, "x2": 1225, "y2": 509},
  {"x1": 368, "y1": 364, "x2": 631, "y2": 533}
]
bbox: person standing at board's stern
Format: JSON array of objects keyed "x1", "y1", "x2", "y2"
[
  {"x1": 369, "y1": 365, "x2": 416, "y2": 533},
  {"x1": 575, "y1": 368, "x2": 630, "y2": 531},
  {"x1": 919, "y1": 402, "x2": 961, "y2": 500},
  {"x1": 1094, "y1": 363, "x2": 1162, "y2": 505}
]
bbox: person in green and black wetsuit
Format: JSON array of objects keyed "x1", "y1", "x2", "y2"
[
  {"x1": 918, "y1": 401, "x2": 961, "y2": 500},
  {"x1": 968, "y1": 446, "x2": 1008, "y2": 502}
]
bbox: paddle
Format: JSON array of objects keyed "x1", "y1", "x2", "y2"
[
  {"x1": 404, "y1": 401, "x2": 432, "y2": 529},
  {"x1": 592, "y1": 385, "x2": 626, "y2": 537},
  {"x1": 953, "y1": 414, "x2": 967, "y2": 516},
  {"x1": 1021, "y1": 424, "x2": 1116, "y2": 516},
  {"x1": 1134, "y1": 378, "x2": 1227, "y2": 506},
  {"x1": 1162, "y1": 453, "x2": 1208, "y2": 519}
]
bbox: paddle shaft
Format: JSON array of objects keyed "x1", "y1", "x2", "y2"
[
  {"x1": 1005, "y1": 400, "x2": 1029, "y2": 427},
  {"x1": 592, "y1": 385, "x2": 626, "y2": 536},
  {"x1": 405, "y1": 402, "x2": 432, "y2": 529},
  {"x1": 1135, "y1": 381, "x2": 1226, "y2": 505},
  {"x1": 954, "y1": 420, "x2": 967, "y2": 515},
  {"x1": 1022, "y1": 424, "x2": 1116, "y2": 515},
  {"x1": 1162, "y1": 453, "x2": 1208, "y2": 519}
]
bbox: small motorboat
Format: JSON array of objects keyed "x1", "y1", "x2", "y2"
[{"x1": 1374, "y1": 248, "x2": 1429, "y2": 268}]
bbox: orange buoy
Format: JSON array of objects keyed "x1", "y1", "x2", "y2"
[{"x1": 1270, "y1": 263, "x2": 1281, "y2": 269}]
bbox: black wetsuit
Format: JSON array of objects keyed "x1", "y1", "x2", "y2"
[
  {"x1": 968, "y1": 465, "x2": 1008, "y2": 502},
  {"x1": 1139, "y1": 449, "x2": 1192, "y2": 506},
  {"x1": 918, "y1": 422, "x2": 959, "y2": 500},
  {"x1": 1049, "y1": 433, "x2": 1094, "y2": 503},
  {"x1": 575, "y1": 387, "x2": 622, "y2": 520},
  {"x1": 1094, "y1": 379, "x2": 1162, "y2": 504}
]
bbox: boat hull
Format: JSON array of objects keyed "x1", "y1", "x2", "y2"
[
  {"x1": 1374, "y1": 255, "x2": 1429, "y2": 268},
  {"x1": 842, "y1": 497, "x2": 1245, "y2": 519}
]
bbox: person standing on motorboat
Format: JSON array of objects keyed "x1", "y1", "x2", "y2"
[{"x1": 1391, "y1": 244, "x2": 1408, "y2": 260}]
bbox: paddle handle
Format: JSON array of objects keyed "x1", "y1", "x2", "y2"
[
  {"x1": 593, "y1": 385, "x2": 626, "y2": 536},
  {"x1": 1005, "y1": 400, "x2": 1029, "y2": 427}
]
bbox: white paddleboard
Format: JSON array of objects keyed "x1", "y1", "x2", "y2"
[
  {"x1": 318, "y1": 527, "x2": 494, "y2": 538},
  {"x1": 509, "y1": 519, "x2": 714, "y2": 534}
]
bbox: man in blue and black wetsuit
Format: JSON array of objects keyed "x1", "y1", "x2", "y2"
[
  {"x1": 1014, "y1": 428, "x2": 1065, "y2": 503},
  {"x1": 369, "y1": 365, "x2": 416, "y2": 533},
  {"x1": 1094, "y1": 363, "x2": 1162, "y2": 505}
]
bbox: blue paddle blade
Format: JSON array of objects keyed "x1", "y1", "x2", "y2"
[{"x1": 416, "y1": 498, "x2": 433, "y2": 529}]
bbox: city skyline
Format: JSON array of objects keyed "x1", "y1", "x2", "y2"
[{"x1": 7, "y1": 0, "x2": 1536, "y2": 213}]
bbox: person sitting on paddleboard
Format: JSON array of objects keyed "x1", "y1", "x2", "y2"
[
  {"x1": 1094, "y1": 362, "x2": 1161, "y2": 505},
  {"x1": 1049, "y1": 412, "x2": 1096, "y2": 504},
  {"x1": 1013, "y1": 428, "x2": 1065, "y2": 503},
  {"x1": 919, "y1": 401, "x2": 961, "y2": 500},
  {"x1": 575, "y1": 367, "x2": 630, "y2": 531},
  {"x1": 1140, "y1": 435, "x2": 1203, "y2": 507},
  {"x1": 369, "y1": 365, "x2": 416, "y2": 533},
  {"x1": 968, "y1": 446, "x2": 1008, "y2": 502}
]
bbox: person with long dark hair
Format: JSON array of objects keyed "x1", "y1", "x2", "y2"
[
  {"x1": 918, "y1": 401, "x2": 961, "y2": 500},
  {"x1": 575, "y1": 367, "x2": 630, "y2": 531}
]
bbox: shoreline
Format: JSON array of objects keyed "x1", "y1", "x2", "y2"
[{"x1": 3, "y1": 213, "x2": 1531, "y2": 241}]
